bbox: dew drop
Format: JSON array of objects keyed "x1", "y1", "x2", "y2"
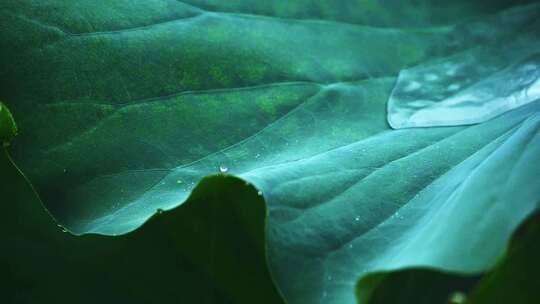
[
  {"x1": 176, "y1": 180, "x2": 183, "y2": 184},
  {"x1": 448, "y1": 84, "x2": 460, "y2": 91},
  {"x1": 63, "y1": 168, "x2": 67, "y2": 173},
  {"x1": 255, "y1": 153, "x2": 260, "y2": 159},
  {"x1": 448, "y1": 292, "x2": 467, "y2": 304},
  {"x1": 354, "y1": 216, "x2": 360, "y2": 221},
  {"x1": 156, "y1": 208, "x2": 164, "y2": 215},
  {"x1": 219, "y1": 164, "x2": 229, "y2": 173},
  {"x1": 257, "y1": 190, "x2": 263, "y2": 196}
]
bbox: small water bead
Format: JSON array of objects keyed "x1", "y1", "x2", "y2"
[
  {"x1": 448, "y1": 84, "x2": 460, "y2": 91},
  {"x1": 448, "y1": 292, "x2": 467, "y2": 304},
  {"x1": 255, "y1": 153, "x2": 260, "y2": 159},
  {"x1": 156, "y1": 208, "x2": 164, "y2": 215},
  {"x1": 354, "y1": 216, "x2": 360, "y2": 221},
  {"x1": 257, "y1": 190, "x2": 263, "y2": 196},
  {"x1": 219, "y1": 164, "x2": 229, "y2": 173},
  {"x1": 176, "y1": 180, "x2": 183, "y2": 184}
]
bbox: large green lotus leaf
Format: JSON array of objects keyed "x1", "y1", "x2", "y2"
[{"x1": 2, "y1": 1, "x2": 540, "y2": 304}]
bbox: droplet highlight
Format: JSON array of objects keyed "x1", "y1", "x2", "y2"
[
  {"x1": 219, "y1": 165, "x2": 228, "y2": 173},
  {"x1": 448, "y1": 292, "x2": 467, "y2": 304}
]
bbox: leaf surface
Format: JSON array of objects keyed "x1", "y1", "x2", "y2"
[{"x1": 2, "y1": 1, "x2": 540, "y2": 303}]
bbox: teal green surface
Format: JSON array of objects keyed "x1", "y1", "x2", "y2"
[{"x1": 1, "y1": 1, "x2": 540, "y2": 303}]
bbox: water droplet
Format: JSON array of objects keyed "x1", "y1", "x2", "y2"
[
  {"x1": 448, "y1": 292, "x2": 467, "y2": 304},
  {"x1": 255, "y1": 153, "x2": 260, "y2": 159},
  {"x1": 63, "y1": 168, "x2": 67, "y2": 173},
  {"x1": 219, "y1": 164, "x2": 228, "y2": 173},
  {"x1": 156, "y1": 208, "x2": 164, "y2": 215},
  {"x1": 354, "y1": 216, "x2": 360, "y2": 221},
  {"x1": 176, "y1": 180, "x2": 183, "y2": 184},
  {"x1": 448, "y1": 84, "x2": 460, "y2": 91},
  {"x1": 257, "y1": 190, "x2": 263, "y2": 196},
  {"x1": 348, "y1": 244, "x2": 353, "y2": 249}
]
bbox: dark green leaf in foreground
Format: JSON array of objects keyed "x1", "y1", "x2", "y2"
[{"x1": 1, "y1": 1, "x2": 540, "y2": 304}]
